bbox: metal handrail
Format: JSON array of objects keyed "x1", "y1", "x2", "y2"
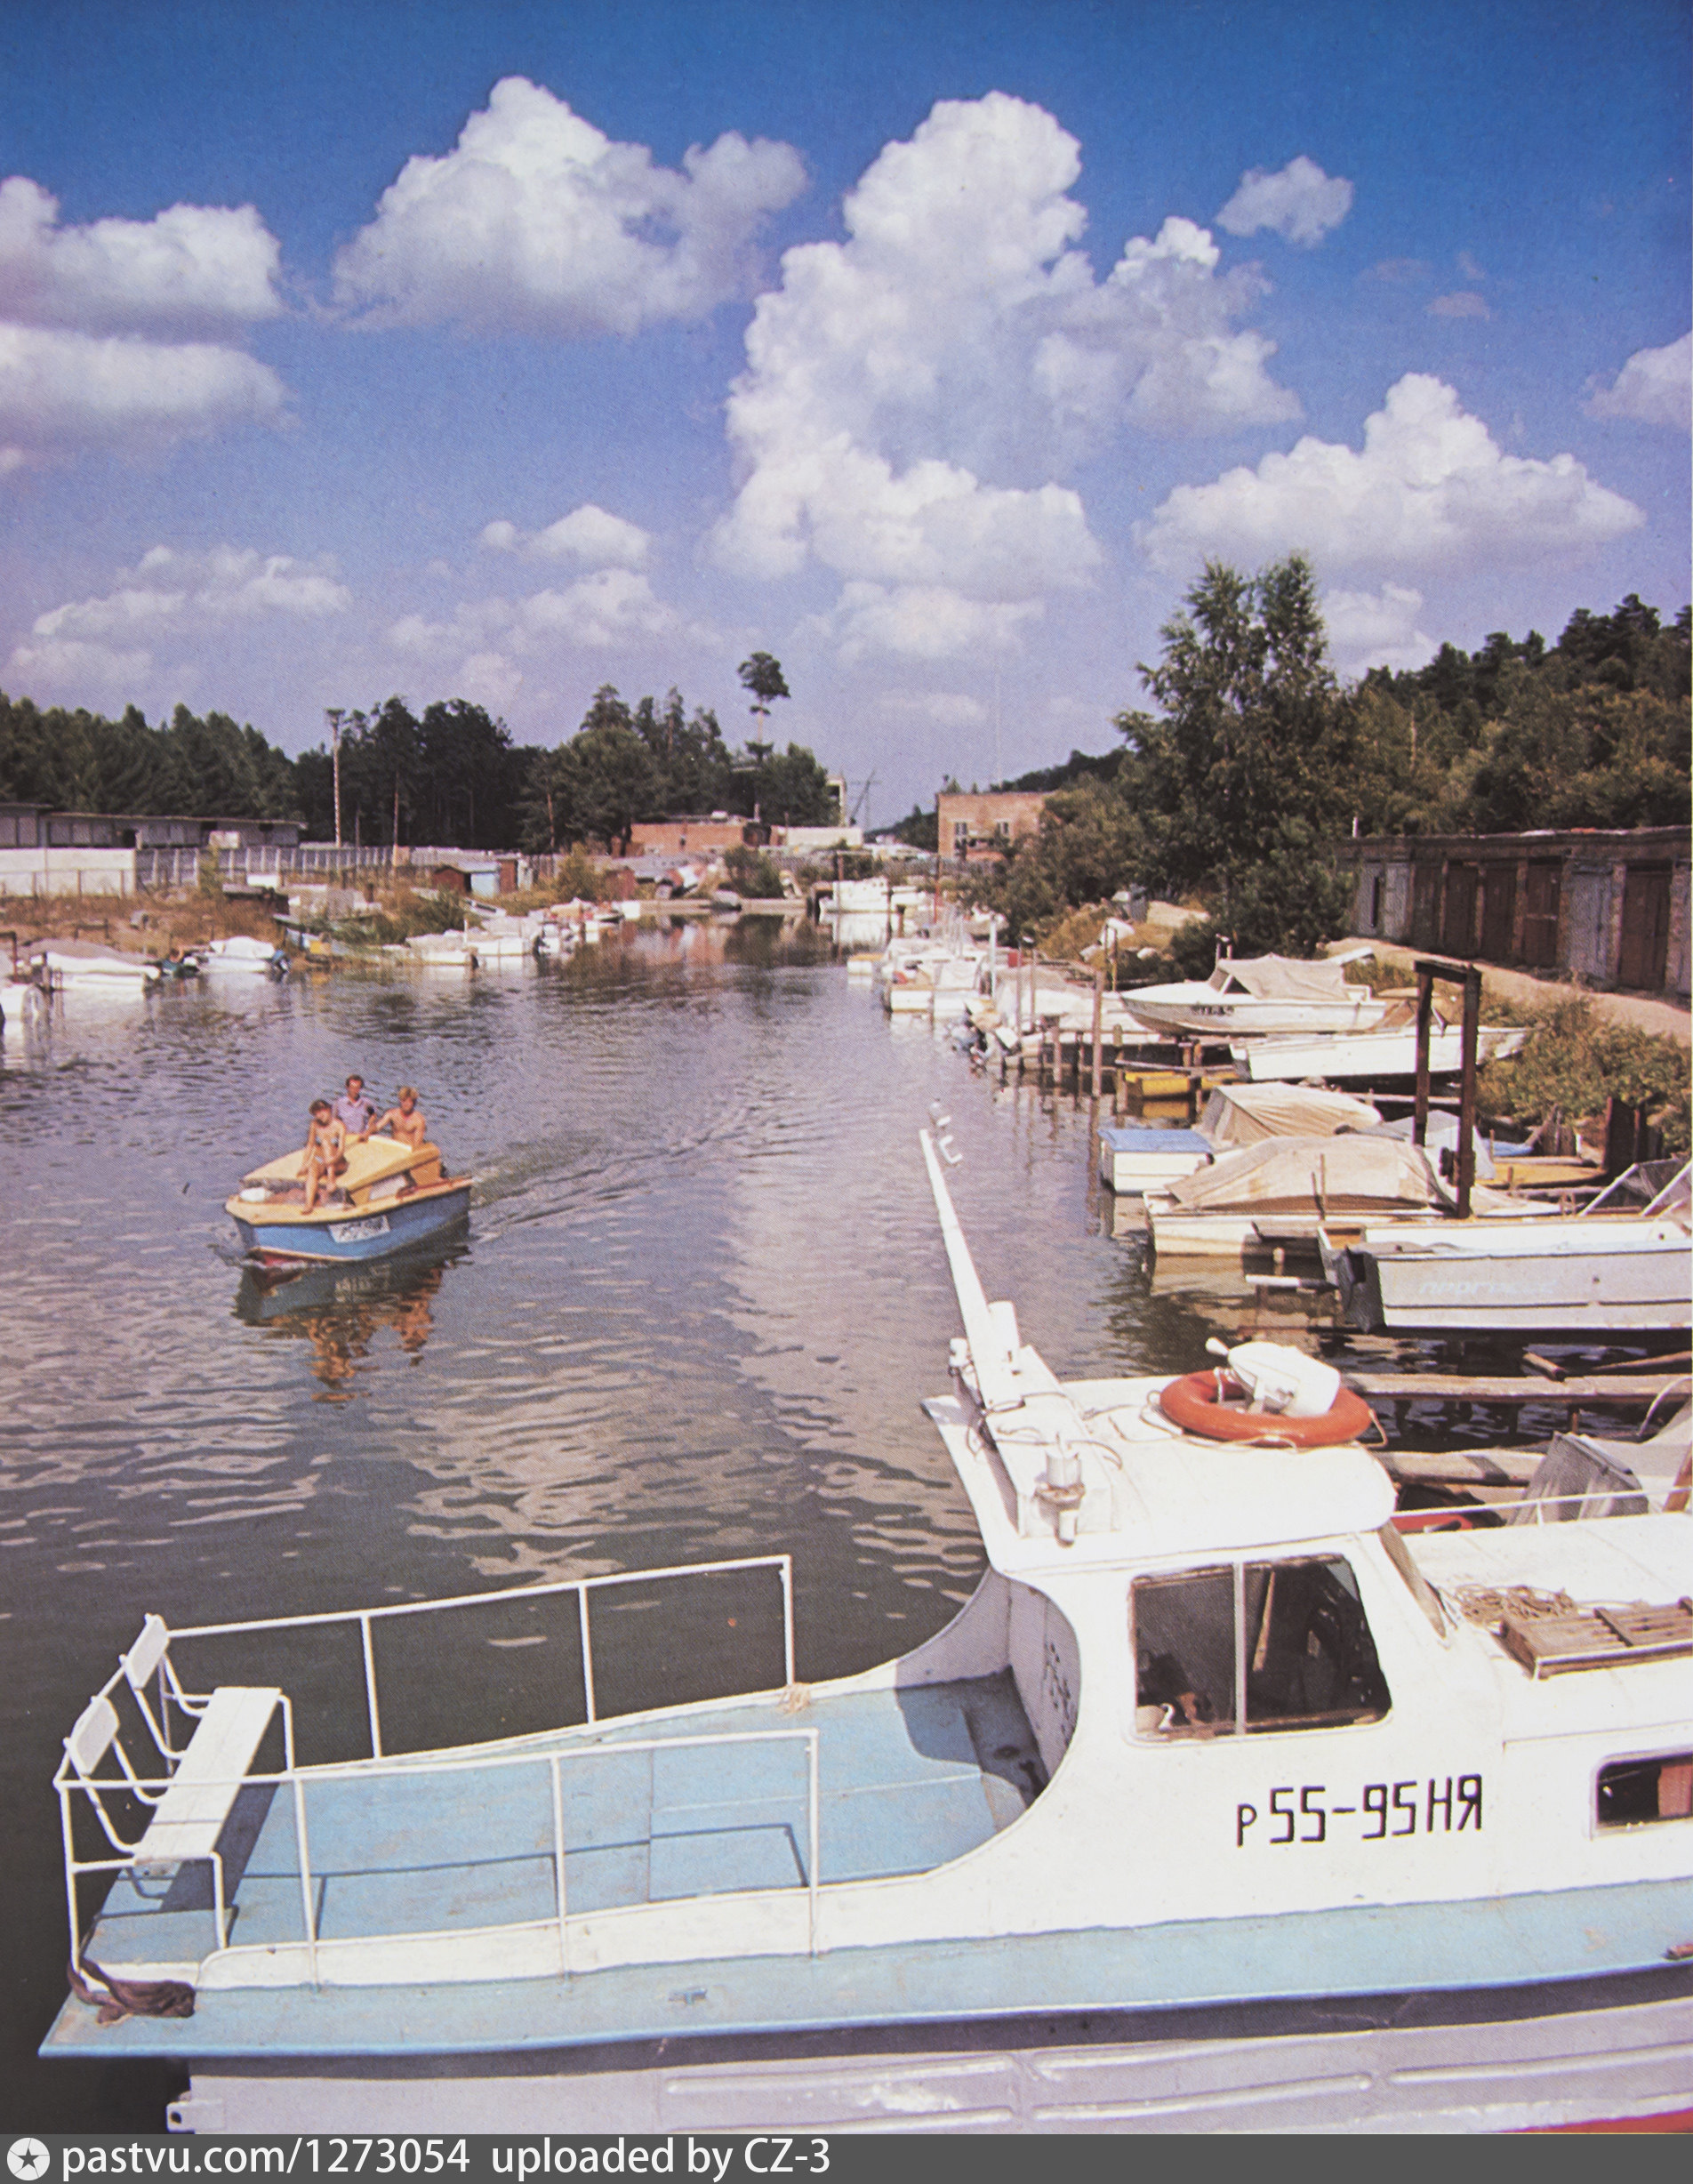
[
  {"x1": 169, "y1": 1554, "x2": 797, "y2": 1758},
  {"x1": 63, "y1": 1723, "x2": 824, "y2": 1985}
]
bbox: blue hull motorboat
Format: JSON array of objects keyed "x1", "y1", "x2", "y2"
[{"x1": 226, "y1": 1136, "x2": 472, "y2": 1266}]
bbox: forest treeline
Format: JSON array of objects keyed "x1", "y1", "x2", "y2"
[
  {"x1": 911, "y1": 571, "x2": 1689, "y2": 956},
  {"x1": 0, "y1": 679, "x2": 836, "y2": 854}
]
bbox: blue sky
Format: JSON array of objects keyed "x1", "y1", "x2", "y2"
[{"x1": 1, "y1": 0, "x2": 1687, "y2": 825}]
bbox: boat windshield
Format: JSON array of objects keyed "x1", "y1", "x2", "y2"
[{"x1": 1376, "y1": 1521, "x2": 1448, "y2": 1635}]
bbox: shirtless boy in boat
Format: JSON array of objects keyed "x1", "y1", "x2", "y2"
[
  {"x1": 369, "y1": 1086, "x2": 428, "y2": 1150},
  {"x1": 301, "y1": 1099, "x2": 348, "y2": 1212},
  {"x1": 368, "y1": 1087, "x2": 430, "y2": 1191}
]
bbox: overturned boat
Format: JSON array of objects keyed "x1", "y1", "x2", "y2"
[{"x1": 44, "y1": 1137, "x2": 1693, "y2": 2131}]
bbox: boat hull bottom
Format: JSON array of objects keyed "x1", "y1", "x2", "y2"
[
  {"x1": 232, "y1": 1186, "x2": 472, "y2": 1265},
  {"x1": 164, "y1": 1970, "x2": 1693, "y2": 2135}
]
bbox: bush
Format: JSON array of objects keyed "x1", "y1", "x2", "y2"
[
  {"x1": 724, "y1": 845, "x2": 785, "y2": 898},
  {"x1": 1476, "y1": 992, "x2": 1690, "y2": 1156}
]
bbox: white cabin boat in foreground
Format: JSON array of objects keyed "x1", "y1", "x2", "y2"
[{"x1": 44, "y1": 1139, "x2": 1693, "y2": 2132}]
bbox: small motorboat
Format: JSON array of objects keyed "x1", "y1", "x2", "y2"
[
  {"x1": 27, "y1": 940, "x2": 159, "y2": 992},
  {"x1": 1119, "y1": 951, "x2": 1390, "y2": 1040},
  {"x1": 1324, "y1": 1159, "x2": 1693, "y2": 1335},
  {"x1": 194, "y1": 935, "x2": 287, "y2": 977},
  {"x1": 1099, "y1": 1082, "x2": 1381, "y2": 1194},
  {"x1": 225, "y1": 1136, "x2": 473, "y2": 1266}
]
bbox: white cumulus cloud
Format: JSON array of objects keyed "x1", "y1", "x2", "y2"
[
  {"x1": 0, "y1": 177, "x2": 288, "y2": 476},
  {"x1": 10, "y1": 545, "x2": 347, "y2": 694},
  {"x1": 333, "y1": 76, "x2": 807, "y2": 336},
  {"x1": 1216, "y1": 156, "x2": 1352, "y2": 246},
  {"x1": 518, "y1": 568, "x2": 676, "y2": 647},
  {"x1": 711, "y1": 92, "x2": 1296, "y2": 660},
  {"x1": 0, "y1": 323, "x2": 285, "y2": 473},
  {"x1": 1427, "y1": 291, "x2": 1488, "y2": 319},
  {"x1": 1323, "y1": 583, "x2": 1437, "y2": 676},
  {"x1": 1585, "y1": 332, "x2": 1692, "y2": 430},
  {"x1": 806, "y1": 582, "x2": 1045, "y2": 663},
  {"x1": 1142, "y1": 373, "x2": 1643, "y2": 574},
  {"x1": 480, "y1": 504, "x2": 651, "y2": 567},
  {"x1": 0, "y1": 176, "x2": 283, "y2": 333},
  {"x1": 882, "y1": 691, "x2": 989, "y2": 729}
]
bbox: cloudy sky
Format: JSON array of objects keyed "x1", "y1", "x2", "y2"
[{"x1": 1, "y1": 0, "x2": 1687, "y2": 824}]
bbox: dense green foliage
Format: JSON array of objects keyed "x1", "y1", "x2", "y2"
[
  {"x1": 0, "y1": 694, "x2": 301, "y2": 818},
  {"x1": 964, "y1": 566, "x2": 1689, "y2": 952},
  {"x1": 1476, "y1": 992, "x2": 1690, "y2": 1158},
  {"x1": 1, "y1": 670, "x2": 838, "y2": 856},
  {"x1": 518, "y1": 684, "x2": 836, "y2": 854}
]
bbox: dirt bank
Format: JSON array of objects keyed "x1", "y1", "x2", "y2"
[{"x1": 1341, "y1": 937, "x2": 1690, "y2": 1048}]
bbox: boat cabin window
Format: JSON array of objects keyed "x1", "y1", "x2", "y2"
[
  {"x1": 1596, "y1": 1753, "x2": 1693, "y2": 1828},
  {"x1": 1133, "y1": 1557, "x2": 1390, "y2": 1738}
]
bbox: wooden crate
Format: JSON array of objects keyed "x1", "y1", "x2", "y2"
[{"x1": 1500, "y1": 1599, "x2": 1693, "y2": 1677}]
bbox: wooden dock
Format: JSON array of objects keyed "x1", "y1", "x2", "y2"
[{"x1": 1345, "y1": 1370, "x2": 1687, "y2": 1409}]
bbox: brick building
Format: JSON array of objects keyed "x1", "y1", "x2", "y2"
[
  {"x1": 1344, "y1": 827, "x2": 1689, "y2": 998},
  {"x1": 935, "y1": 791, "x2": 1048, "y2": 865}
]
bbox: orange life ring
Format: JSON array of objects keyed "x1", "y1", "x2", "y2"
[{"x1": 1158, "y1": 1369, "x2": 1376, "y2": 1448}]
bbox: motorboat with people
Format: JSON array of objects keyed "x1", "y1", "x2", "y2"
[
  {"x1": 225, "y1": 1134, "x2": 472, "y2": 1267},
  {"x1": 44, "y1": 1134, "x2": 1692, "y2": 2130}
]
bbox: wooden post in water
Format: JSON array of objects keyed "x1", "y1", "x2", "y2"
[
  {"x1": 1456, "y1": 960, "x2": 1481, "y2": 1219},
  {"x1": 1412, "y1": 965, "x2": 1435, "y2": 1148},
  {"x1": 1091, "y1": 962, "x2": 1104, "y2": 1101}
]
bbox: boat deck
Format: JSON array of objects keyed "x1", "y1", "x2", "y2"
[{"x1": 80, "y1": 1673, "x2": 1043, "y2": 1976}]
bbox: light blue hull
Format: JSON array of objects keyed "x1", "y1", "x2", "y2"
[{"x1": 231, "y1": 1183, "x2": 471, "y2": 1265}]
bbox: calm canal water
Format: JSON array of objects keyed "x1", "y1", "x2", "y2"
[{"x1": 0, "y1": 923, "x2": 1313, "y2": 2128}]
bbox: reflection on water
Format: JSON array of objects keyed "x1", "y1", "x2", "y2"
[{"x1": 233, "y1": 1230, "x2": 470, "y2": 1400}]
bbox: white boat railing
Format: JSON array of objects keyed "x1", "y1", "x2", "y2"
[
  {"x1": 57, "y1": 1556, "x2": 807, "y2": 1985},
  {"x1": 60, "y1": 1724, "x2": 823, "y2": 1987},
  {"x1": 172, "y1": 1553, "x2": 797, "y2": 1758}
]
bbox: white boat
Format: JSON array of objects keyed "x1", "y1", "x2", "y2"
[
  {"x1": 28, "y1": 940, "x2": 159, "y2": 991},
  {"x1": 195, "y1": 935, "x2": 286, "y2": 976},
  {"x1": 405, "y1": 931, "x2": 480, "y2": 970},
  {"x1": 1232, "y1": 1020, "x2": 1530, "y2": 1083},
  {"x1": 1146, "y1": 1132, "x2": 1547, "y2": 1263},
  {"x1": 1099, "y1": 1083, "x2": 1381, "y2": 1194},
  {"x1": 1325, "y1": 1160, "x2": 1693, "y2": 1334},
  {"x1": 41, "y1": 1137, "x2": 1693, "y2": 2132},
  {"x1": 465, "y1": 911, "x2": 544, "y2": 962},
  {"x1": 1121, "y1": 953, "x2": 1390, "y2": 1040}
]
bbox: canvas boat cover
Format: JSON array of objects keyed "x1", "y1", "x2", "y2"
[
  {"x1": 1199, "y1": 1082, "x2": 1381, "y2": 1149},
  {"x1": 1216, "y1": 954, "x2": 1360, "y2": 1001},
  {"x1": 1159, "y1": 1132, "x2": 1537, "y2": 1216}
]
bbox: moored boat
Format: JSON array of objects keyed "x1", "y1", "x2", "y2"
[
  {"x1": 28, "y1": 940, "x2": 160, "y2": 991},
  {"x1": 195, "y1": 935, "x2": 287, "y2": 977},
  {"x1": 1099, "y1": 1082, "x2": 1381, "y2": 1194},
  {"x1": 1232, "y1": 1020, "x2": 1529, "y2": 1083},
  {"x1": 225, "y1": 1135, "x2": 473, "y2": 1265},
  {"x1": 44, "y1": 1134, "x2": 1693, "y2": 2131},
  {"x1": 1324, "y1": 1159, "x2": 1693, "y2": 1334},
  {"x1": 1119, "y1": 952, "x2": 1389, "y2": 1040}
]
